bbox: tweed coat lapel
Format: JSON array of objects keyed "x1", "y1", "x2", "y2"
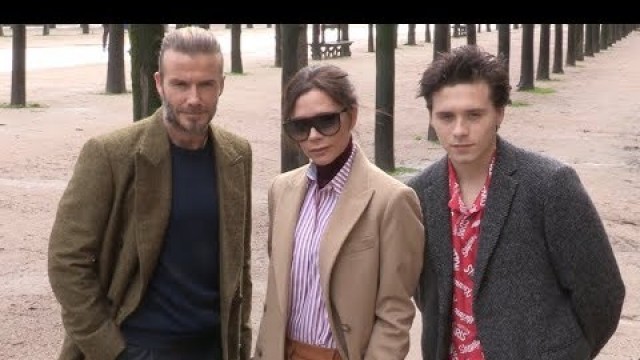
[
  {"x1": 211, "y1": 125, "x2": 247, "y2": 314},
  {"x1": 271, "y1": 168, "x2": 309, "y2": 315},
  {"x1": 318, "y1": 148, "x2": 374, "y2": 302},
  {"x1": 473, "y1": 138, "x2": 518, "y2": 298},
  {"x1": 424, "y1": 158, "x2": 454, "y2": 315},
  {"x1": 134, "y1": 112, "x2": 172, "y2": 287}
]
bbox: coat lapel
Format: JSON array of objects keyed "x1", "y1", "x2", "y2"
[
  {"x1": 424, "y1": 158, "x2": 454, "y2": 315},
  {"x1": 271, "y1": 169, "x2": 309, "y2": 315},
  {"x1": 473, "y1": 138, "x2": 518, "y2": 297},
  {"x1": 212, "y1": 126, "x2": 247, "y2": 315},
  {"x1": 318, "y1": 149, "x2": 374, "y2": 300},
  {"x1": 135, "y1": 112, "x2": 172, "y2": 286}
]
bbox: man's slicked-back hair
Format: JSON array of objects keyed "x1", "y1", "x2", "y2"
[
  {"x1": 418, "y1": 45, "x2": 511, "y2": 111},
  {"x1": 283, "y1": 64, "x2": 358, "y2": 122},
  {"x1": 158, "y1": 26, "x2": 223, "y2": 75}
]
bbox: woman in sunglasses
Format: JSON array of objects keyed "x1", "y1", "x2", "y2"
[{"x1": 254, "y1": 64, "x2": 424, "y2": 360}]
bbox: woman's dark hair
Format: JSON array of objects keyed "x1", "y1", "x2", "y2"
[{"x1": 283, "y1": 64, "x2": 358, "y2": 122}]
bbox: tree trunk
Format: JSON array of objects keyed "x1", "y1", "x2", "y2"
[
  {"x1": 0, "y1": 25, "x2": 4, "y2": 37},
  {"x1": 429, "y1": 24, "x2": 450, "y2": 141},
  {"x1": 407, "y1": 24, "x2": 416, "y2": 45},
  {"x1": 231, "y1": 24, "x2": 243, "y2": 73},
  {"x1": 280, "y1": 24, "x2": 308, "y2": 172},
  {"x1": 466, "y1": 24, "x2": 476, "y2": 45},
  {"x1": 81, "y1": 24, "x2": 90, "y2": 34},
  {"x1": 246, "y1": 24, "x2": 253, "y2": 29},
  {"x1": 274, "y1": 24, "x2": 282, "y2": 67},
  {"x1": 536, "y1": 24, "x2": 550, "y2": 80},
  {"x1": 43, "y1": 24, "x2": 50, "y2": 36},
  {"x1": 584, "y1": 24, "x2": 594, "y2": 56},
  {"x1": 11, "y1": 24, "x2": 26, "y2": 106},
  {"x1": 592, "y1": 24, "x2": 600, "y2": 54},
  {"x1": 311, "y1": 24, "x2": 321, "y2": 60},
  {"x1": 576, "y1": 24, "x2": 584, "y2": 61},
  {"x1": 368, "y1": 24, "x2": 375, "y2": 52},
  {"x1": 424, "y1": 24, "x2": 431, "y2": 42},
  {"x1": 341, "y1": 24, "x2": 349, "y2": 41},
  {"x1": 433, "y1": 24, "x2": 450, "y2": 59},
  {"x1": 517, "y1": 24, "x2": 535, "y2": 91},
  {"x1": 297, "y1": 24, "x2": 308, "y2": 66},
  {"x1": 566, "y1": 24, "x2": 576, "y2": 66},
  {"x1": 498, "y1": 24, "x2": 511, "y2": 80},
  {"x1": 375, "y1": 24, "x2": 395, "y2": 172},
  {"x1": 129, "y1": 24, "x2": 163, "y2": 121},
  {"x1": 486, "y1": 24, "x2": 492, "y2": 32},
  {"x1": 552, "y1": 24, "x2": 564, "y2": 74},
  {"x1": 393, "y1": 24, "x2": 398, "y2": 49},
  {"x1": 600, "y1": 24, "x2": 608, "y2": 50},
  {"x1": 106, "y1": 24, "x2": 127, "y2": 94}
]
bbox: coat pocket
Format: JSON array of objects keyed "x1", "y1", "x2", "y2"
[{"x1": 340, "y1": 236, "x2": 375, "y2": 256}]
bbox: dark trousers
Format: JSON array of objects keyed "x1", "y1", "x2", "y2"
[{"x1": 117, "y1": 343, "x2": 222, "y2": 360}]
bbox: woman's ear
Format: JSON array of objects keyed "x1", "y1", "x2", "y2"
[{"x1": 348, "y1": 106, "x2": 358, "y2": 130}]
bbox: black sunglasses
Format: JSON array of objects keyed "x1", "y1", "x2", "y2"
[{"x1": 283, "y1": 108, "x2": 347, "y2": 141}]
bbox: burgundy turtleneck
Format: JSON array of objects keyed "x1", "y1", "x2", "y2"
[{"x1": 316, "y1": 137, "x2": 353, "y2": 189}]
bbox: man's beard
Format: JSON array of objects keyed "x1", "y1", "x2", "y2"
[{"x1": 163, "y1": 100, "x2": 211, "y2": 136}]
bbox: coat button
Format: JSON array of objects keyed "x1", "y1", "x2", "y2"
[
  {"x1": 341, "y1": 324, "x2": 351, "y2": 332},
  {"x1": 257, "y1": 348, "x2": 263, "y2": 357},
  {"x1": 263, "y1": 303, "x2": 267, "y2": 312}
]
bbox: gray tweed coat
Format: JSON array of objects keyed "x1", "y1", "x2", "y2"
[{"x1": 407, "y1": 137, "x2": 625, "y2": 360}]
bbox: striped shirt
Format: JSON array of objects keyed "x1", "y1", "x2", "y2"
[{"x1": 287, "y1": 145, "x2": 357, "y2": 348}]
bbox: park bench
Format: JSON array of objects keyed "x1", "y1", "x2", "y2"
[
  {"x1": 312, "y1": 40, "x2": 353, "y2": 59},
  {"x1": 310, "y1": 24, "x2": 353, "y2": 60},
  {"x1": 452, "y1": 24, "x2": 467, "y2": 37}
]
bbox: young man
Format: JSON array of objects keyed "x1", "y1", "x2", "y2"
[
  {"x1": 48, "y1": 26, "x2": 252, "y2": 360},
  {"x1": 408, "y1": 45, "x2": 625, "y2": 360}
]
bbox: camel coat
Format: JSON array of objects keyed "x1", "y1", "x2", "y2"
[
  {"x1": 48, "y1": 109, "x2": 253, "y2": 360},
  {"x1": 254, "y1": 146, "x2": 424, "y2": 360}
]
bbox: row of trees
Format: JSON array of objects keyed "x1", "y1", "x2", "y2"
[{"x1": 7, "y1": 24, "x2": 639, "y2": 173}]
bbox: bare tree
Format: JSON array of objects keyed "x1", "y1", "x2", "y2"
[
  {"x1": 584, "y1": 24, "x2": 594, "y2": 57},
  {"x1": 297, "y1": 24, "x2": 308, "y2": 66},
  {"x1": 517, "y1": 24, "x2": 535, "y2": 91},
  {"x1": 466, "y1": 24, "x2": 476, "y2": 45},
  {"x1": 552, "y1": 24, "x2": 564, "y2": 74},
  {"x1": 592, "y1": 24, "x2": 600, "y2": 54},
  {"x1": 536, "y1": 24, "x2": 550, "y2": 80},
  {"x1": 129, "y1": 24, "x2": 164, "y2": 121},
  {"x1": 429, "y1": 24, "x2": 450, "y2": 141},
  {"x1": 231, "y1": 24, "x2": 243, "y2": 73},
  {"x1": 274, "y1": 24, "x2": 282, "y2": 67},
  {"x1": 375, "y1": 24, "x2": 396, "y2": 172},
  {"x1": 498, "y1": 24, "x2": 511, "y2": 80},
  {"x1": 599, "y1": 24, "x2": 608, "y2": 50},
  {"x1": 106, "y1": 24, "x2": 127, "y2": 94},
  {"x1": 407, "y1": 24, "x2": 417, "y2": 45},
  {"x1": 576, "y1": 24, "x2": 584, "y2": 61},
  {"x1": 566, "y1": 24, "x2": 577, "y2": 66},
  {"x1": 11, "y1": 24, "x2": 26, "y2": 106},
  {"x1": 280, "y1": 24, "x2": 308, "y2": 172}
]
